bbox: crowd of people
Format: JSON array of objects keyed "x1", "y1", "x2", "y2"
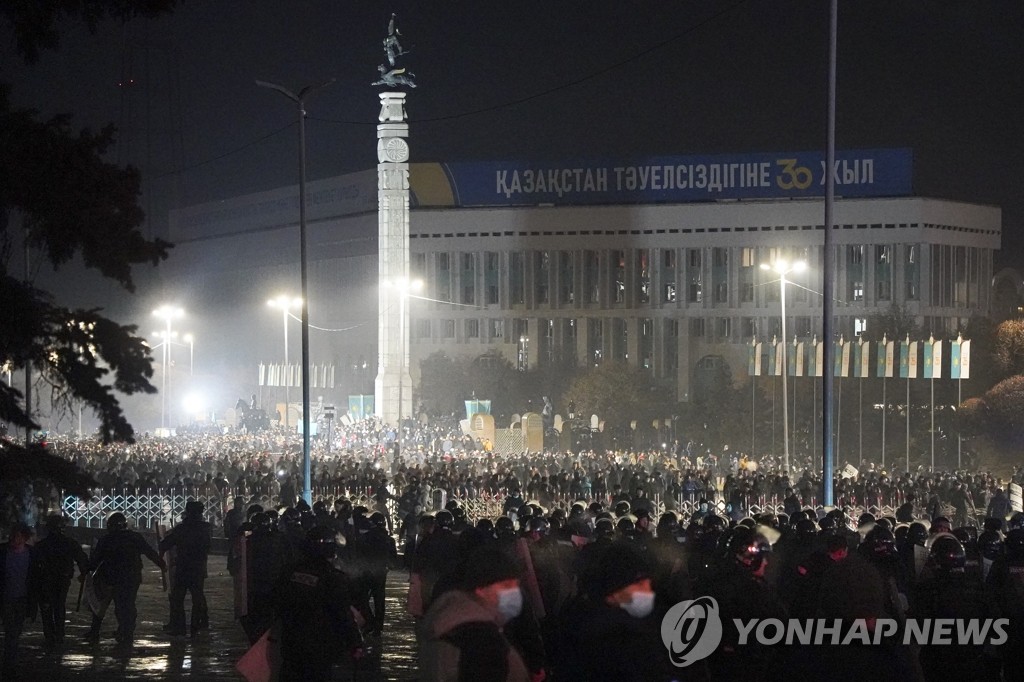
[{"x1": 2, "y1": 420, "x2": 1022, "y2": 679}]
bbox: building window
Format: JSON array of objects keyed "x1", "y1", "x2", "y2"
[
  {"x1": 489, "y1": 319, "x2": 504, "y2": 339},
  {"x1": 715, "y1": 282, "x2": 728, "y2": 303},
  {"x1": 690, "y1": 318, "x2": 705, "y2": 337},
  {"x1": 535, "y1": 251, "x2": 550, "y2": 304},
  {"x1": 717, "y1": 317, "x2": 731, "y2": 339},
  {"x1": 510, "y1": 252, "x2": 525, "y2": 305},
  {"x1": 415, "y1": 319, "x2": 431, "y2": 339},
  {"x1": 877, "y1": 279, "x2": 891, "y2": 301},
  {"x1": 442, "y1": 320, "x2": 455, "y2": 338},
  {"x1": 465, "y1": 319, "x2": 479, "y2": 338},
  {"x1": 584, "y1": 250, "x2": 600, "y2": 304},
  {"x1": 688, "y1": 282, "x2": 702, "y2": 303},
  {"x1": 848, "y1": 246, "x2": 863, "y2": 265},
  {"x1": 851, "y1": 281, "x2": 864, "y2": 302},
  {"x1": 664, "y1": 282, "x2": 677, "y2": 302},
  {"x1": 907, "y1": 281, "x2": 918, "y2": 300},
  {"x1": 906, "y1": 245, "x2": 917, "y2": 264},
  {"x1": 854, "y1": 318, "x2": 867, "y2": 337},
  {"x1": 741, "y1": 282, "x2": 754, "y2": 303},
  {"x1": 740, "y1": 247, "x2": 755, "y2": 268},
  {"x1": 689, "y1": 249, "x2": 702, "y2": 268},
  {"x1": 411, "y1": 252, "x2": 426, "y2": 277},
  {"x1": 612, "y1": 250, "x2": 625, "y2": 304},
  {"x1": 743, "y1": 317, "x2": 756, "y2": 338},
  {"x1": 713, "y1": 248, "x2": 728, "y2": 268},
  {"x1": 664, "y1": 249, "x2": 676, "y2": 268},
  {"x1": 513, "y1": 318, "x2": 528, "y2": 339},
  {"x1": 876, "y1": 245, "x2": 892, "y2": 264}
]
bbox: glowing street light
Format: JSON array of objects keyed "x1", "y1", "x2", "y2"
[
  {"x1": 759, "y1": 259, "x2": 806, "y2": 475},
  {"x1": 268, "y1": 296, "x2": 302, "y2": 430},
  {"x1": 152, "y1": 305, "x2": 184, "y2": 430}
]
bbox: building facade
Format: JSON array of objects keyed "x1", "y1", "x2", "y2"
[{"x1": 167, "y1": 151, "x2": 1001, "y2": 406}]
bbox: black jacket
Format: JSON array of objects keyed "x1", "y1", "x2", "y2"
[
  {"x1": 159, "y1": 518, "x2": 211, "y2": 584},
  {"x1": 35, "y1": 530, "x2": 88, "y2": 584},
  {"x1": 89, "y1": 529, "x2": 162, "y2": 586}
]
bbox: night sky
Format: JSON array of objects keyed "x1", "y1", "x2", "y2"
[{"x1": 3, "y1": 0, "x2": 1023, "y2": 303}]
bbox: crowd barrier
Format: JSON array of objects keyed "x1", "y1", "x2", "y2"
[{"x1": 61, "y1": 486, "x2": 966, "y2": 533}]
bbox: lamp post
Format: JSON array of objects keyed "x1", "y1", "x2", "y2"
[
  {"x1": 257, "y1": 78, "x2": 332, "y2": 506},
  {"x1": 268, "y1": 296, "x2": 302, "y2": 431},
  {"x1": 760, "y1": 259, "x2": 806, "y2": 475},
  {"x1": 518, "y1": 336, "x2": 530, "y2": 372},
  {"x1": 152, "y1": 305, "x2": 184, "y2": 430},
  {"x1": 183, "y1": 333, "x2": 194, "y2": 376},
  {"x1": 384, "y1": 277, "x2": 422, "y2": 455}
]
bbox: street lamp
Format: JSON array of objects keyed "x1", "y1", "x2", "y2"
[
  {"x1": 383, "y1": 277, "x2": 423, "y2": 455},
  {"x1": 518, "y1": 335, "x2": 530, "y2": 372},
  {"x1": 182, "y1": 333, "x2": 194, "y2": 376},
  {"x1": 152, "y1": 305, "x2": 184, "y2": 430},
  {"x1": 267, "y1": 296, "x2": 302, "y2": 431},
  {"x1": 257, "y1": 77, "x2": 332, "y2": 506},
  {"x1": 760, "y1": 259, "x2": 806, "y2": 475}
]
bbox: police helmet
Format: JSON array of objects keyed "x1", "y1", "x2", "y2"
[
  {"x1": 452, "y1": 506, "x2": 467, "y2": 522},
  {"x1": 476, "y1": 518, "x2": 495, "y2": 534},
  {"x1": 863, "y1": 526, "x2": 897, "y2": 560},
  {"x1": 306, "y1": 525, "x2": 339, "y2": 559},
  {"x1": 251, "y1": 512, "x2": 271, "y2": 531},
  {"x1": 930, "y1": 516, "x2": 952, "y2": 535},
  {"x1": 874, "y1": 517, "x2": 893, "y2": 531},
  {"x1": 657, "y1": 512, "x2": 679, "y2": 536},
  {"x1": 796, "y1": 519, "x2": 818, "y2": 543},
  {"x1": 570, "y1": 502, "x2": 586, "y2": 517},
  {"x1": 246, "y1": 504, "x2": 264, "y2": 520},
  {"x1": 45, "y1": 514, "x2": 67, "y2": 530},
  {"x1": 495, "y1": 516, "x2": 516, "y2": 537},
  {"x1": 369, "y1": 511, "x2": 387, "y2": 528},
  {"x1": 983, "y1": 517, "x2": 1004, "y2": 532},
  {"x1": 978, "y1": 530, "x2": 1003, "y2": 561},
  {"x1": 614, "y1": 501, "x2": 631, "y2": 518},
  {"x1": 184, "y1": 499, "x2": 204, "y2": 519},
  {"x1": 435, "y1": 510, "x2": 454, "y2": 530},
  {"x1": 444, "y1": 499, "x2": 460, "y2": 513},
  {"x1": 594, "y1": 518, "x2": 616, "y2": 540},
  {"x1": 550, "y1": 508, "x2": 567, "y2": 522},
  {"x1": 702, "y1": 514, "x2": 727, "y2": 533},
  {"x1": 107, "y1": 512, "x2": 128, "y2": 531},
  {"x1": 928, "y1": 534, "x2": 966, "y2": 571},
  {"x1": 893, "y1": 523, "x2": 910, "y2": 544},
  {"x1": 528, "y1": 517, "x2": 550, "y2": 536},
  {"x1": 739, "y1": 517, "x2": 757, "y2": 529},
  {"x1": 313, "y1": 500, "x2": 329, "y2": 515},
  {"x1": 1005, "y1": 528, "x2": 1024, "y2": 561},
  {"x1": 908, "y1": 521, "x2": 929, "y2": 546},
  {"x1": 1009, "y1": 512, "x2": 1024, "y2": 532},
  {"x1": 587, "y1": 502, "x2": 604, "y2": 516},
  {"x1": 616, "y1": 516, "x2": 636, "y2": 539},
  {"x1": 857, "y1": 512, "x2": 876, "y2": 528},
  {"x1": 724, "y1": 525, "x2": 772, "y2": 572},
  {"x1": 818, "y1": 515, "x2": 838, "y2": 531}
]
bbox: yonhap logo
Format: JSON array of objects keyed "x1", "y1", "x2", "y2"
[{"x1": 660, "y1": 596, "x2": 723, "y2": 667}]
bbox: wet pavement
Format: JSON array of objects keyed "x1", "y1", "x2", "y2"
[{"x1": 11, "y1": 559, "x2": 419, "y2": 680}]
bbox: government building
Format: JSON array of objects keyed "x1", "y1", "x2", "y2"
[{"x1": 167, "y1": 148, "x2": 1001, "y2": 404}]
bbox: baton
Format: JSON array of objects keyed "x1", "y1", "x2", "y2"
[
  {"x1": 75, "y1": 576, "x2": 85, "y2": 612},
  {"x1": 160, "y1": 567, "x2": 168, "y2": 592}
]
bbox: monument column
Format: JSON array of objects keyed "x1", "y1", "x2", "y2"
[{"x1": 374, "y1": 92, "x2": 411, "y2": 424}]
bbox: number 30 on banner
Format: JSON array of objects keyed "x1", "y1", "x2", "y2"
[{"x1": 775, "y1": 159, "x2": 813, "y2": 190}]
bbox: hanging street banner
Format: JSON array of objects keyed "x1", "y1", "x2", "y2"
[
  {"x1": 854, "y1": 340, "x2": 871, "y2": 378},
  {"x1": 899, "y1": 340, "x2": 920, "y2": 379},
  {"x1": 430, "y1": 148, "x2": 913, "y2": 207},
  {"x1": 951, "y1": 338, "x2": 972, "y2": 380},
  {"x1": 876, "y1": 339, "x2": 895, "y2": 378}
]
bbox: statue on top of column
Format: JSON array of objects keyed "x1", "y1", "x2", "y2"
[{"x1": 373, "y1": 13, "x2": 416, "y2": 88}]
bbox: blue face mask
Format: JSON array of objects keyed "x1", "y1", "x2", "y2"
[{"x1": 496, "y1": 587, "x2": 523, "y2": 624}]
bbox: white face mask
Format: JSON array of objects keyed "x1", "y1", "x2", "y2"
[
  {"x1": 619, "y1": 590, "x2": 655, "y2": 619},
  {"x1": 496, "y1": 587, "x2": 523, "y2": 624}
]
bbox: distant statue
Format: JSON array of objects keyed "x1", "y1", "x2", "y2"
[
  {"x1": 373, "y1": 64, "x2": 416, "y2": 88},
  {"x1": 383, "y1": 13, "x2": 407, "y2": 66},
  {"x1": 373, "y1": 13, "x2": 415, "y2": 89}
]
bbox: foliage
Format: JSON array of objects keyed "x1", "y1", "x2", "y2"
[
  {"x1": 970, "y1": 375, "x2": 1024, "y2": 449},
  {"x1": 864, "y1": 304, "x2": 919, "y2": 342},
  {"x1": 561, "y1": 362, "x2": 666, "y2": 430},
  {"x1": 993, "y1": 319, "x2": 1024, "y2": 379},
  {"x1": 1, "y1": 3, "x2": 175, "y2": 514}
]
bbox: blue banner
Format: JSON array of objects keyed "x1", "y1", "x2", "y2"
[{"x1": 434, "y1": 148, "x2": 912, "y2": 207}]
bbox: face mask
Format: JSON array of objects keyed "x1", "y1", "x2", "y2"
[
  {"x1": 496, "y1": 587, "x2": 523, "y2": 624},
  {"x1": 619, "y1": 590, "x2": 655, "y2": 619}
]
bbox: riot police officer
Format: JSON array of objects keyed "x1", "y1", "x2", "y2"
[
  {"x1": 274, "y1": 525, "x2": 362, "y2": 682},
  {"x1": 34, "y1": 514, "x2": 88, "y2": 649},
  {"x1": 85, "y1": 513, "x2": 165, "y2": 646},
  {"x1": 158, "y1": 499, "x2": 211, "y2": 636},
  {"x1": 357, "y1": 511, "x2": 397, "y2": 636}
]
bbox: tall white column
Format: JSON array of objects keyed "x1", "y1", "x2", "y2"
[{"x1": 374, "y1": 92, "x2": 411, "y2": 425}]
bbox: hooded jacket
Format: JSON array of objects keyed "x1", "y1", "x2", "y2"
[{"x1": 417, "y1": 589, "x2": 530, "y2": 682}]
